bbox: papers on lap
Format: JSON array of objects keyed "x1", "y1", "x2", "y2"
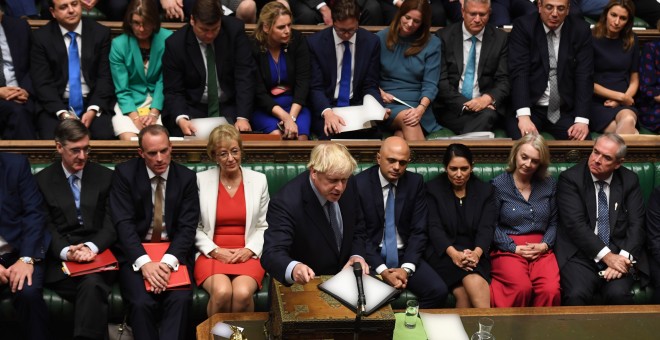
[
  {"x1": 318, "y1": 267, "x2": 398, "y2": 316},
  {"x1": 332, "y1": 95, "x2": 386, "y2": 133},
  {"x1": 61, "y1": 249, "x2": 118, "y2": 277},
  {"x1": 142, "y1": 242, "x2": 191, "y2": 291}
]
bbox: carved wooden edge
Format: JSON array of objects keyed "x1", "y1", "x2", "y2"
[
  {"x1": 1, "y1": 140, "x2": 656, "y2": 165},
  {"x1": 25, "y1": 20, "x2": 660, "y2": 44}
]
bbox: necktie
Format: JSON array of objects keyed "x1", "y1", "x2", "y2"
[
  {"x1": 205, "y1": 44, "x2": 220, "y2": 117},
  {"x1": 381, "y1": 183, "x2": 399, "y2": 268},
  {"x1": 546, "y1": 30, "x2": 560, "y2": 124},
  {"x1": 67, "y1": 32, "x2": 83, "y2": 117},
  {"x1": 337, "y1": 41, "x2": 352, "y2": 107},
  {"x1": 461, "y1": 35, "x2": 477, "y2": 100},
  {"x1": 0, "y1": 40, "x2": 6, "y2": 87},
  {"x1": 151, "y1": 176, "x2": 164, "y2": 242},
  {"x1": 326, "y1": 201, "x2": 342, "y2": 250},
  {"x1": 68, "y1": 174, "x2": 81, "y2": 223},
  {"x1": 596, "y1": 181, "x2": 610, "y2": 246}
]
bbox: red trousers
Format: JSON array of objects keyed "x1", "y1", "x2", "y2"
[{"x1": 490, "y1": 234, "x2": 561, "y2": 307}]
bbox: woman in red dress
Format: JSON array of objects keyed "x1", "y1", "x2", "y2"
[{"x1": 194, "y1": 125, "x2": 269, "y2": 314}]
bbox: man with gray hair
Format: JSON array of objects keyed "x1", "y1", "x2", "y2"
[
  {"x1": 556, "y1": 133, "x2": 647, "y2": 305},
  {"x1": 262, "y1": 143, "x2": 368, "y2": 285}
]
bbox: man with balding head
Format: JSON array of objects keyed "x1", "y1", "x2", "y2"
[
  {"x1": 354, "y1": 137, "x2": 448, "y2": 308},
  {"x1": 262, "y1": 143, "x2": 368, "y2": 285}
]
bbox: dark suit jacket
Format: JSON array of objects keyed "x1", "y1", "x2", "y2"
[
  {"x1": 508, "y1": 13, "x2": 593, "y2": 119},
  {"x1": 424, "y1": 174, "x2": 496, "y2": 268},
  {"x1": 35, "y1": 161, "x2": 116, "y2": 282},
  {"x1": 556, "y1": 161, "x2": 646, "y2": 275},
  {"x1": 30, "y1": 18, "x2": 115, "y2": 115},
  {"x1": 355, "y1": 166, "x2": 428, "y2": 269},
  {"x1": 250, "y1": 29, "x2": 310, "y2": 113},
  {"x1": 261, "y1": 170, "x2": 367, "y2": 284},
  {"x1": 436, "y1": 22, "x2": 510, "y2": 115},
  {"x1": 307, "y1": 27, "x2": 382, "y2": 116},
  {"x1": 162, "y1": 16, "x2": 255, "y2": 127},
  {"x1": 1, "y1": 15, "x2": 33, "y2": 94},
  {"x1": 0, "y1": 153, "x2": 49, "y2": 259},
  {"x1": 109, "y1": 158, "x2": 199, "y2": 269}
]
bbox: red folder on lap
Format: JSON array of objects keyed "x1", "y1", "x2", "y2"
[
  {"x1": 61, "y1": 249, "x2": 119, "y2": 277},
  {"x1": 142, "y1": 242, "x2": 191, "y2": 291}
]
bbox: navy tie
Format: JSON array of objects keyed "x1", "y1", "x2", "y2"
[
  {"x1": 381, "y1": 183, "x2": 398, "y2": 268},
  {"x1": 326, "y1": 201, "x2": 342, "y2": 250},
  {"x1": 461, "y1": 36, "x2": 477, "y2": 100},
  {"x1": 67, "y1": 32, "x2": 83, "y2": 117},
  {"x1": 68, "y1": 174, "x2": 82, "y2": 223},
  {"x1": 596, "y1": 181, "x2": 610, "y2": 246},
  {"x1": 337, "y1": 41, "x2": 352, "y2": 107}
]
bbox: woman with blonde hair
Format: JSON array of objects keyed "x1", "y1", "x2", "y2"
[
  {"x1": 194, "y1": 124, "x2": 269, "y2": 314},
  {"x1": 490, "y1": 133, "x2": 561, "y2": 307}
]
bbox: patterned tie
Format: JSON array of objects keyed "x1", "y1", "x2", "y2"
[
  {"x1": 151, "y1": 176, "x2": 164, "y2": 242},
  {"x1": 67, "y1": 32, "x2": 84, "y2": 117},
  {"x1": 0, "y1": 39, "x2": 6, "y2": 87},
  {"x1": 337, "y1": 41, "x2": 352, "y2": 107},
  {"x1": 68, "y1": 174, "x2": 81, "y2": 223},
  {"x1": 381, "y1": 183, "x2": 399, "y2": 268},
  {"x1": 461, "y1": 35, "x2": 477, "y2": 100},
  {"x1": 546, "y1": 30, "x2": 560, "y2": 124},
  {"x1": 596, "y1": 181, "x2": 610, "y2": 246},
  {"x1": 326, "y1": 201, "x2": 342, "y2": 251},
  {"x1": 205, "y1": 44, "x2": 220, "y2": 117}
]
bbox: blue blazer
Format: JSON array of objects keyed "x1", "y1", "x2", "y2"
[
  {"x1": 307, "y1": 27, "x2": 382, "y2": 116},
  {"x1": 261, "y1": 170, "x2": 367, "y2": 284},
  {"x1": 508, "y1": 13, "x2": 593, "y2": 120},
  {"x1": 1, "y1": 15, "x2": 33, "y2": 94},
  {"x1": 109, "y1": 158, "x2": 199, "y2": 268},
  {"x1": 355, "y1": 165, "x2": 428, "y2": 269},
  {"x1": 110, "y1": 28, "x2": 172, "y2": 114},
  {"x1": 0, "y1": 153, "x2": 49, "y2": 259}
]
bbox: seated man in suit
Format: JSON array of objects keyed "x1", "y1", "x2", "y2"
[
  {"x1": 30, "y1": 0, "x2": 115, "y2": 140},
  {"x1": 436, "y1": 0, "x2": 509, "y2": 135},
  {"x1": 307, "y1": 0, "x2": 383, "y2": 139},
  {"x1": 556, "y1": 133, "x2": 647, "y2": 305},
  {"x1": 162, "y1": 0, "x2": 255, "y2": 137},
  {"x1": 0, "y1": 152, "x2": 50, "y2": 340},
  {"x1": 0, "y1": 10, "x2": 37, "y2": 139},
  {"x1": 262, "y1": 143, "x2": 368, "y2": 285},
  {"x1": 292, "y1": 0, "x2": 383, "y2": 25},
  {"x1": 507, "y1": 0, "x2": 593, "y2": 140},
  {"x1": 36, "y1": 119, "x2": 116, "y2": 340},
  {"x1": 110, "y1": 125, "x2": 199, "y2": 340},
  {"x1": 355, "y1": 137, "x2": 448, "y2": 308},
  {"x1": 645, "y1": 185, "x2": 660, "y2": 304}
]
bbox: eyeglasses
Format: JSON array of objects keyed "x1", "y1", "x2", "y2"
[
  {"x1": 216, "y1": 149, "x2": 241, "y2": 161},
  {"x1": 65, "y1": 146, "x2": 91, "y2": 155},
  {"x1": 130, "y1": 20, "x2": 152, "y2": 29},
  {"x1": 333, "y1": 26, "x2": 358, "y2": 35}
]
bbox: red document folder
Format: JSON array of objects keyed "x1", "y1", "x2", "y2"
[
  {"x1": 61, "y1": 249, "x2": 119, "y2": 277},
  {"x1": 142, "y1": 242, "x2": 191, "y2": 291}
]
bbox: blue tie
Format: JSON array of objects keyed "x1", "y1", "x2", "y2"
[
  {"x1": 326, "y1": 201, "x2": 342, "y2": 251},
  {"x1": 69, "y1": 174, "x2": 82, "y2": 223},
  {"x1": 597, "y1": 181, "x2": 610, "y2": 246},
  {"x1": 381, "y1": 183, "x2": 398, "y2": 268},
  {"x1": 67, "y1": 32, "x2": 83, "y2": 117},
  {"x1": 461, "y1": 36, "x2": 477, "y2": 100},
  {"x1": 337, "y1": 41, "x2": 352, "y2": 107}
]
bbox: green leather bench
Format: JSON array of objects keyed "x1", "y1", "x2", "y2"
[{"x1": 2, "y1": 161, "x2": 657, "y2": 336}]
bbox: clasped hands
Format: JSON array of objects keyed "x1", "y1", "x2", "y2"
[
  {"x1": 600, "y1": 252, "x2": 633, "y2": 281},
  {"x1": 141, "y1": 262, "x2": 172, "y2": 294},
  {"x1": 211, "y1": 247, "x2": 255, "y2": 264},
  {"x1": 448, "y1": 246, "x2": 481, "y2": 272},
  {"x1": 514, "y1": 242, "x2": 548, "y2": 261},
  {"x1": 291, "y1": 256, "x2": 369, "y2": 285},
  {"x1": 0, "y1": 86, "x2": 29, "y2": 104}
]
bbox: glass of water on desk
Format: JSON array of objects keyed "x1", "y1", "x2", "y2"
[
  {"x1": 404, "y1": 300, "x2": 419, "y2": 329},
  {"x1": 471, "y1": 317, "x2": 495, "y2": 340}
]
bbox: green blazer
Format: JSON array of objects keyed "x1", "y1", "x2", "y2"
[{"x1": 109, "y1": 28, "x2": 172, "y2": 114}]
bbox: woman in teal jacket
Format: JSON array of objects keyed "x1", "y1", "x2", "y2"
[{"x1": 110, "y1": 0, "x2": 172, "y2": 140}]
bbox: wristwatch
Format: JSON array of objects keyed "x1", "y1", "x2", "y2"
[
  {"x1": 403, "y1": 267, "x2": 413, "y2": 278},
  {"x1": 19, "y1": 257, "x2": 34, "y2": 265}
]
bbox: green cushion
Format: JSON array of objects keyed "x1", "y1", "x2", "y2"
[
  {"x1": 426, "y1": 129, "x2": 456, "y2": 140},
  {"x1": 634, "y1": 17, "x2": 651, "y2": 29}
]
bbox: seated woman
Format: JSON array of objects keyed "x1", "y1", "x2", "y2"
[
  {"x1": 425, "y1": 144, "x2": 495, "y2": 308},
  {"x1": 110, "y1": 0, "x2": 171, "y2": 140},
  {"x1": 637, "y1": 20, "x2": 660, "y2": 133},
  {"x1": 590, "y1": 0, "x2": 639, "y2": 134},
  {"x1": 195, "y1": 125, "x2": 269, "y2": 314},
  {"x1": 250, "y1": 2, "x2": 311, "y2": 140},
  {"x1": 378, "y1": 0, "x2": 442, "y2": 141},
  {"x1": 490, "y1": 133, "x2": 561, "y2": 307}
]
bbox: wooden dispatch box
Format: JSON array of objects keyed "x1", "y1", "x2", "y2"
[{"x1": 267, "y1": 276, "x2": 395, "y2": 339}]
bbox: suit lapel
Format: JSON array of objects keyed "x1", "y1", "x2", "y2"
[
  {"x1": 48, "y1": 165, "x2": 79, "y2": 227},
  {"x1": 583, "y1": 167, "x2": 598, "y2": 230},
  {"x1": 303, "y1": 180, "x2": 339, "y2": 256},
  {"x1": 394, "y1": 175, "x2": 407, "y2": 228},
  {"x1": 477, "y1": 27, "x2": 491, "y2": 79},
  {"x1": 204, "y1": 168, "x2": 220, "y2": 233},
  {"x1": 164, "y1": 165, "x2": 178, "y2": 232},
  {"x1": 186, "y1": 27, "x2": 206, "y2": 86},
  {"x1": 608, "y1": 171, "x2": 623, "y2": 229},
  {"x1": 243, "y1": 168, "x2": 254, "y2": 234},
  {"x1": 136, "y1": 163, "x2": 153, "y2": 234},
  {"x1": 453, "y1": 25, "x2": 465, "y2": 76},
  {"x1": 536, "y1": 20, "x2": 550, "y2": 74},
  {"x1": 464, "y1": 179, "x2": 477, "y2": 231},
  {"x1": 79, "y1": 164, "x2": 100, "y2": 227},
  {"x1": 213, "y1": 31, "x2": 225, "y2": 93},
  {"x1": 49, "y1": 21, "x2": 69, "y2": 82},
  {"x1": 556, "y1": 20, "x2": 570, "y2": 82},
  {"x1": 80, "y1": 19, "x2": 93, "y2": 85},
  {"x1": 326, "y1": 29, "x2": 338, "y2": 92},
  {"x1": 370, "y1": 169, "x2": 385, "y2": 229},
  {"x1": 129, "y1": 36, "x2": 148, "y2": 83}
]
